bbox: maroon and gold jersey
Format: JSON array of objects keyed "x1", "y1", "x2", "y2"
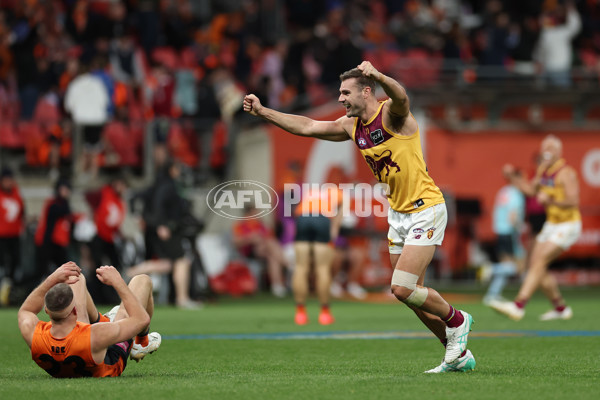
[
  {"x1": 351, "y1": 100, "x2": 444, "y2": 213},
  {"x1": 537, "y1": 158, "x2": 581, "y2": 224}
]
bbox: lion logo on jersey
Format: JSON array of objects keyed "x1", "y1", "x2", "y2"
[{"x1": 365, "y1": 149, "x2": 400, "y2": 182}]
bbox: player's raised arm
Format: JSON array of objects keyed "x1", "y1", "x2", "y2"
[
  {"x1": 503, "y1": 164, "x2": 539, "y2": 197},
  {"x1": 91, "y1": 266, "x2": 150, "y2": 350},
  {"x1": 243, "y1": 94, "x2": 349, "y2": 142},
  {"x1": 18, "y1": 262, "x2": 81, "y2": 347},
  {"x1": 357, "y1": 61, "x2": 410, "y2": 120}
]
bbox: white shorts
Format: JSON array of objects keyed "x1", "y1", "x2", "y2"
[
  {"x1": 536, "y1": 220, "x2": 582, "y2": 250},
  {"x1": 387, "y1": 203, "x2": 447, "y2": 255}
]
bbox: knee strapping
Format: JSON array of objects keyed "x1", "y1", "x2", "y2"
[
  {"x1": 391, "y1": 269, "x2": 428, "y2": 307},
  {"x1": 405, "y1": 286, "x2": 428, "y2": 307}
]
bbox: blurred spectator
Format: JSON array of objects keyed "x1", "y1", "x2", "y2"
[
  {"x1": 86, "y1": 174, "x2": 128, "y2": 303},
  {"x1": 109, "y1": 33, "x2": 145, "y2": 90},
  {"x1": 534, "y1": 1, "x2": 581, "y2": 87},
  {"x1": 34, "y1": 179, "x2": 74, "y2": 281},
  {"x1": 330, "y1": 220, "x2": 369, "y2": 300},
  {"x1": 132, "y1": 0, "x2": 161, "y2": 57},
  {"x1": 508, "y1": 17, "x2": 540, "y2": 80},
  {"x1": 0, "y1": 10, "x2": 13, "y2": 87},
  {"x1": 0, "y1": 167, "x2": 25, "y2": 306},
  {"x1": 144, "y1": 61, "x2": 176, "y2": 169},
  {"x1": 480, "y1": 9, "x2": 511, "y2": 79},
  {"x1": 9, "y1": 2, "x2": 42, "y2": 119},
  {"x1": 64, "y1": 60, "x2": 110, "y2": 181},
  {"x1": 232, "y1": 206, "x2": 288, "y2": 298},
  {"x1": 163, "y1": 0, "x2": 198, "y2": 50},
  {"x1": 126, "y1": 162, "x2": 201, "y2": 309},
  {"x1": 37, "y1": 121, "x2": 73, "y2": 182}
]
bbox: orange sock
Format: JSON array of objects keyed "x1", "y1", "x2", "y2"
[{"x1": 135, "y1": 334, "x2": 149, "y2": 347}]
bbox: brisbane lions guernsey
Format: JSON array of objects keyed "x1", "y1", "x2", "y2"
[
  {"x1": 537, "y1": 158, "x2": 581, "y2": 224},
  {"x1": 351, "y1": 100, "x2": 444, "y2": 213}
]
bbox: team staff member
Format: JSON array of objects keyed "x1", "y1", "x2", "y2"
[
  {"x1": 491, "y1": 135, "x2": 580, "y2": 321},
  {"x1": 34, "y1": 180, "x2": 74, "y2": 280},
  {"x1": 243, "y1": 61, "x2": 475, "y2": 373},
  {"x1": 0, "y1": 168, "x2": 25, "y2": 306},
  {"x1": 18, "y1": 261, "x2": 161, "y2": 378},
  {"x1": 87, "y1": 176, "x2": 127, "y2": 303}
]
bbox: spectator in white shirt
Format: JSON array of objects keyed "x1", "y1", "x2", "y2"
[{"x1": 534, "y1": 2, "x2": 581, "y2": 88}]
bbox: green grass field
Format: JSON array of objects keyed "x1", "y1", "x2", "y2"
[{"x1": 1, "y1": 287, "x2": 599, "y2": 400}]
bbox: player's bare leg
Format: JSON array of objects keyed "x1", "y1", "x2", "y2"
[
  {"x1": 390, "y1": 245, "x2": 473, "y2": 364},
  {"x1": 126, "y1": 259, "x2": 172, "y2": 277},
  {"x1": 314, "y1": 242, "x2": 335, "y2": 325},
  {"x1": 390, "y1": 251, "x2": 449, "y2": 342},
  {"x1": 172, "y1": 257, "x2": 201, "y2": 308},
  {"x1": 292, "y1": 241, "x2": 310, "y2": 325},
  {"x1": 390, "y1": 246, "x2": 452, "y2": 317},
  {"x1": 538, "y1": 270, "x2": 572, "y2": 320},
  {"x1": 490, "y1": 241, "x2": 564, "y2": 320},
  {"x1": 70, "y1": 273, "x2": 91, "y2": 324},
  {"x1": 110, "y1": 274, "x2": 160, "y2": 361},
  {"x1": 262, "y1": 238, "x2": 287, "y2": 297}
]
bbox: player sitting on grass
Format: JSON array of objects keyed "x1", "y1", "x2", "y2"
[{"x1": 18, "y1": 261, "x2": 161, "y2": 378}]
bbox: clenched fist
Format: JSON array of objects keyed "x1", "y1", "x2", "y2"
[
  {"x1": 357, "y1": 61, "x2": 382, "y2": 81},
  {"x1": 243, "y1": 94, "x2": 263, "y2": 116}
]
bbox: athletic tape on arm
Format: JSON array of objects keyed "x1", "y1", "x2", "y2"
[{"x1": 391, "y1": 269, "x2": 428, "y2": 307}]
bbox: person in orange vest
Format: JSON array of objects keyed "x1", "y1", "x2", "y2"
[
  {"x1": 292, "y1": 185, "x2": 343, "y2": 325},
  {"x1": 34, "y1": 179, "x2": 74, "y2": 281},
  {"x1": 86, "y1": 175, "x2": 128, "y2": 303},
  {"x1": 0, "y1": 168, "x2": 26, "y2": 306}
]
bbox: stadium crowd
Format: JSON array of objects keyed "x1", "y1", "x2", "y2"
[
  {"x1": 0, "y1": 0, "x2": 597, "y2": 307},
  {"x1": 0, "y1": 0, "x2": 599, "y2": 175}
]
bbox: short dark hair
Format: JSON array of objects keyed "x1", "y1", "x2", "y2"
[
  {"x1": 45, "y1": 283, "x2": 74, "y2": 313},
  {"x1": 339, "y1": 68, "x2": 377, "y2": 92}
]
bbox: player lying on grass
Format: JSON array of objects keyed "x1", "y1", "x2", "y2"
[{"x1": 18, "y1": 261, "x2": 161, "y2": 378}]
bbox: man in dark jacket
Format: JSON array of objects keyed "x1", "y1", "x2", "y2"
[{"x1": 127, "y1": 162, "x2": 200, "y2": 309}]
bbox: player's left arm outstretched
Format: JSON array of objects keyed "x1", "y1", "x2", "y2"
[{"x1": 18, "y1": 262, "x2": 82, "y2": 347}]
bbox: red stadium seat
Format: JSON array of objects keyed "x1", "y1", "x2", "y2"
[
  {"x1": 0, "y1": 122, "x2": 24, "y2": 149},
  {"x1": 102, "y1": 121, "x2": 141, "y2": 167},
  {"x1": 167, "y1": 121, "x2": 198, "y2": 167},
  {"x1": 20, "y1": 121, "x2": 47, "y2": 165},
  {"x1": 33, "y1": 96, "x2": 61, "y2": 123}
]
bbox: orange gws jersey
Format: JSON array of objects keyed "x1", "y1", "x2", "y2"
[
  {"x1": 31, "y1": 321, "x2": 126, "y2": 378},
  {"x1": 351, "y1": 101, "x2": 444, "y2": 213}
]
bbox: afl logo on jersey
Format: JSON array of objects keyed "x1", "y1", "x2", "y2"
[{"x1": 358, "y1": 137, "x2": 367, "y2": 148}]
